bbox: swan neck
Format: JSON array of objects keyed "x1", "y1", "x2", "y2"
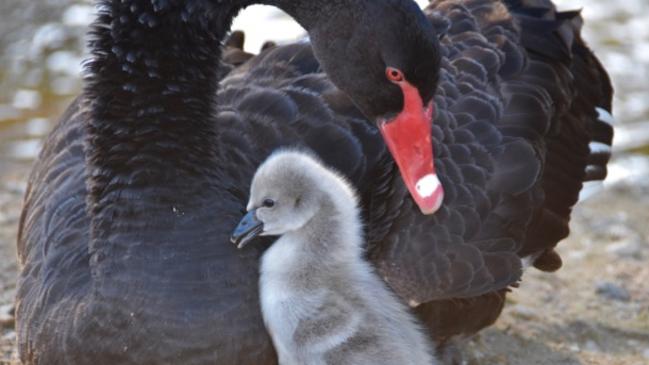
[
  {"x1": 84, "y1": 0, "x2": 345, "y2": 185},
  {"x1": 83, "y1": 0, "x2": 359, "y2": 244}
]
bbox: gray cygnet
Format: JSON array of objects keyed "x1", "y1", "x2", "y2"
[{"x1": 232, "y1": 150, "x2": 437, "y2": 365}]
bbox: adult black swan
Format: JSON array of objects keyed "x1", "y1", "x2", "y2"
[{"x1": 15, "y1": 0, "x2": 613, "y2": 364}]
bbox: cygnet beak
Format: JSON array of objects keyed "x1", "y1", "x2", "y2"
[{"x1": 231, "y1": 209, "x2": 264, "y2": 249}]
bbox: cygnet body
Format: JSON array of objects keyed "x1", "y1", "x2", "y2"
[{"x1": 231, "y1": 150, "x2": 437, "y2": 365}]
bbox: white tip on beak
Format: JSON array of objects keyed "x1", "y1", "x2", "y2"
[
  {"x1": 415, "y1": 174, "x2": 441, "y2": 198},
  {"x1": 414, "y1": 174, "x2": 444, "y2": 215}
]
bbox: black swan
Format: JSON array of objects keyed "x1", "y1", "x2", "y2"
[
  {"x1": 232, "y1": 150, "x2": 436, "y2": 365},
  {"x1": 15, "y1": 0, "x2": 613, "y2": 363}
]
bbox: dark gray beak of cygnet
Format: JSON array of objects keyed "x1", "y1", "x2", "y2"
[{"x1": 231, "y1": 209, "x2": 264, "y2": 249}]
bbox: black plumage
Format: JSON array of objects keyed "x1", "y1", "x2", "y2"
[{"x1": 16, "y1": 0, "x2": 613, "y2": 363}]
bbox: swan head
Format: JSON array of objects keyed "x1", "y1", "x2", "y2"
[
  {"x1": 306, "y1": 0, "x2": 444, "y2": 215},
  {"x1": 231, "y1": 150, "x2": 355, "y2": 249}
]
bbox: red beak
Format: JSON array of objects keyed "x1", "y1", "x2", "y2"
[{"x1": 378, "y1": 80, "x2": 444, "y2": 215}]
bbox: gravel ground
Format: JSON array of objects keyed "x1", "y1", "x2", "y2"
[
  {"x1": 465, "y1": 178, "x2": 649, "y2": 364},
  {"x1": 1, "y1": 0, "x2": 649, "y2": 364},
  {"x1": 0, "y1": 166, "x2": 27, "y2": 365}
]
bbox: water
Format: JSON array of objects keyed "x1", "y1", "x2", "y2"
[
  {"x1": 0, "y1": 0, "x2": 647, "y2": 187},
  {"x1": 0, "y1": 0, "x2": 89, "y2": 185}
]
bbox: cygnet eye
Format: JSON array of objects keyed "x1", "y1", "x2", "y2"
[{"x1": 262, "y1": 199, "x2": 275, "y2": 208}]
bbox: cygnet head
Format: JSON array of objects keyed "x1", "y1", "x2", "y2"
[{"x1": 231, "y1": 150, "x2": 357, "y2": 249}]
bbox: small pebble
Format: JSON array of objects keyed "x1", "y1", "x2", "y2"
[
  {"x1": 584, "y1": 340, "x2": 600, "y2": 352},
  {"x1": 62, "y1": 4, "x2": 95, "y2": 27},
  {"x1": 606, "y1": 238, "x2": 645, "y2": 259},
  {"x1": 5, "y1": 180, "x2": 28, "y2": 195},
  {"x1": 567, "y1": 250, "x2": 587, "y2": 261},
  {"x1": 509, "y1": 305, "x2": 536, "y2": 320},
  {"x1": 0, "y1": 304, "x2": 15, "y2": 328},
  {"x1": 12, "y1": 89, "x2": 41, "y2": 110},
  {"x1": 643, "y1": 348, "x2": 649, "y2": 359},
  {"x1": 595, "y1": 281, "x2": 631, "y2": 302},
  {"x1": 2, "y1": 330, "x2": 16, "y2": 341}
]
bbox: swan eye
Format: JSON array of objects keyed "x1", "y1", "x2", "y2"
[
  {"x1": 386, "y1": 67, "x2": 404, "y2": 83},
  {"x1": 262, "y1": 199, "x2": 275, "y2": 208}
]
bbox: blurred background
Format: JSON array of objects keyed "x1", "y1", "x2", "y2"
[{"x1": 0, "y1": 0, "x2": 648, "y2": 364}]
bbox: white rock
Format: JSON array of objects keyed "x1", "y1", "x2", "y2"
[
  {"x1": 1, "y1": 330, "x2": 16, "y2": 341},
  {"x1": 606, "y1": 238, "x2": 644, "y2": 259},
  {"x1": 595, "y1": 282, "x2": 631, "y2": 302},
  {"x1": 7, "y1": 139, "x2": 43, "y2": 161},
  {"x1": 584, "y1": 340, "x2": 600, "y2": 352},
  {"x1": 62, "y1": 4, "x2": 95, "y2": 27},
  {"x1": 0, "y1": 304, "x2": 14, "y2": 327},
  {"x1": 569, "y1": 344, "x2": 580, "y2": 352},
  {"x1": 509, "y1": 305, "x2": 536, "y2": 320},
  {"x1": 25, "y1": 118, "x2": 51, "y2": 137},
  {"x1": 47, "y1": 51, "x2": 83, "y2": 75},
  {"x1": 30, "y1": 23, "x2": 67, "y2": 57},
  {"x1": 12, "y1": 89, "x2": 41, "y2": 110}
]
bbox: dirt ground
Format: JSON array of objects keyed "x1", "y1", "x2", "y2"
[{"x1": 1, "y1": 161, "x2": 648, "y2": 365}]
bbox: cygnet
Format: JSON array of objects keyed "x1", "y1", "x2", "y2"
[{"x1": 231, "y1": 150, "x2": 437, "y2": 365}]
